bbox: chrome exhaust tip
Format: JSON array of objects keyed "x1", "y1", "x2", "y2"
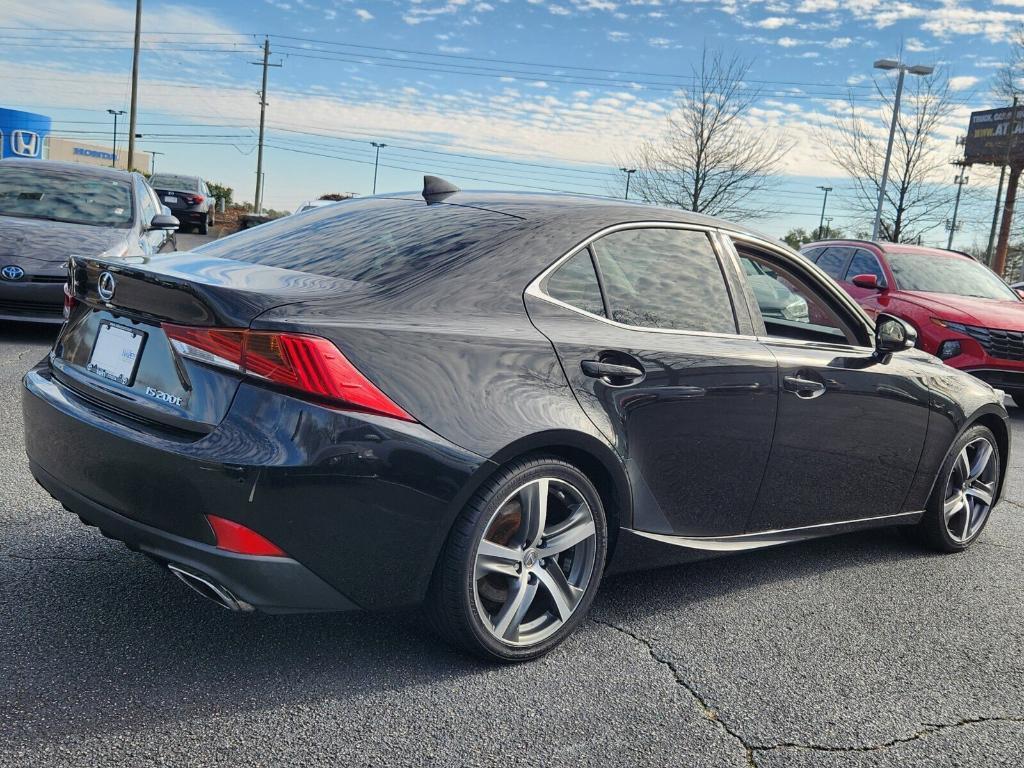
[{"x1": 167, "y1": 564, "x2": 252, "y2": 612}]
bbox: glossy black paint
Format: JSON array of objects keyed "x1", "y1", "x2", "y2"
[
  {"x1": 22, "y1": 190, "x2": 1011, "y2": 615},
  {"x1": 0, "y1": 160, "x2": 175, "y2": 324}
]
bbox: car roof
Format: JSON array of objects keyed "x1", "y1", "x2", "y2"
[
  {"x1": 0, "y1": 158, "x2": 137, "y2": 181},
  {"x1": 379, "y1": 190, "x2": 766, "y2": 236},
  {"x1": 804, "y1": 239, "x2": 972, "y2": 260}
]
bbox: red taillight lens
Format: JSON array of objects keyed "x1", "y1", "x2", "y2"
[
  {"x1": 206, "y1": 514, "x2": 286, "y2": 557},
  {"x1": 163, "y1": 324, "x2": 415, "y2": 421},
  {"x1": 191, "y1": 194, "x2": 205, "y2": 205},
  {"x1": 63, "y1": 283, "x2": 77, "y2": 318}
]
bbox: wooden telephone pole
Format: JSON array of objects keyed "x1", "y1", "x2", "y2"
[{"x1": 251, "y1": 37, "x2": 281, "y2": 214}]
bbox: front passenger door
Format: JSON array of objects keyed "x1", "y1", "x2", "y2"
[{"x1": 732, "y1": 240, "x2": 931, "y2": 532}]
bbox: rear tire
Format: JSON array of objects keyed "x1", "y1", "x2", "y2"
[
  {"x1": 198, "y1": 216, "x2": 209, "y2": 236},
  {"x1": 427, "y1": 456, "x2": 607, "y2": 662},
  {"x1": 908, "y1": 424, "x2": 1000, "y2": 553}
]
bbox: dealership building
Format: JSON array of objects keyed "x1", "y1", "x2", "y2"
[{"x1": 0, "y1": 107, "x2": 153, "y2": 171}]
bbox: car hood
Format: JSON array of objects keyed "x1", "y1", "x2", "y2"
[
  {"x1": 0, "y1": 215, "x2": 131, "y2": 274},
  {"x1": 899, "y1": 290, "x2": 1024, "y2": 330}
]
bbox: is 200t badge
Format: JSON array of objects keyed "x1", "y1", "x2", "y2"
[{"x1": 145, "y1": 386, "x2": 183, "y2": 406}]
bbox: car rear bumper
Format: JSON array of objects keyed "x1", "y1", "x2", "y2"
[
  {"x1": 30, "y1": 459, "x2": 358, "y2": 613},
  {"x1": 23, "y1": 363, "x2": 489, "y2": 612},
  {"x1": 0, "y1": 280, "x2": 64, "y2": 323}
]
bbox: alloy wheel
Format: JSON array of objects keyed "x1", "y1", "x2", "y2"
[
  {"x1": 942, "y1": 437, "x2": 997, "y2": 544},
  {"x1": 473, "y1": 477, "x2": 598, "y2": 647}
]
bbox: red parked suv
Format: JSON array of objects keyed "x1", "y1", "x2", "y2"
[{"x1": 800, "y1": 240, "x2": 1024, "y2": 407}]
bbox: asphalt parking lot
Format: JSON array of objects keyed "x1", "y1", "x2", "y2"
[{"x1": 1, "y1": 282, "x2": 1022, "y2": 765}]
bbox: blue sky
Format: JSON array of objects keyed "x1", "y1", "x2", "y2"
[{"x1": 1, "y1": 0, "x2": 1022, "y2": 245}]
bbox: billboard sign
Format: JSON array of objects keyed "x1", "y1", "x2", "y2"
[
  {"x1": 0, "y1": 108, "x2": 51, "y2": 159},
  {"x1": 965, "y1": 105, "x2": 1024, "y2": 165}
]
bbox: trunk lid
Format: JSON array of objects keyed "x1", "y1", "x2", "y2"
[{"x1": 53, "y1": 252, "x2": 364, "y2": 433}]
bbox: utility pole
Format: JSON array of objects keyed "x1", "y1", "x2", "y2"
[
  {"x1": 149, "y1": 150, "x2": 164, "y2": 175},
  {"x1": 106, "y1": 109, "x2": 125, "y2": 168},
  {"x1": 619, "y1": 167, "x2": 636, "y2": 200},
  {"x1": 824, "y1": 217, "x2": 833, "y2": 239},
  {"x1": 987, "y1": 95, "x2": 1018, "y2": 264},
  {"x1": 126, "y1": 0, "x2": 142, "y2": 171},
  {"x1": 251, "y1": 37, "x2": 281, "y2": 214},
  {"x1": 372, "y1": 142, "x2": 386, "y2": 194},
  {"x1": 816, "y1": 185, "x2": 832, "y2": 238},
  {"x1": 871, "y1": 58, "x2": 934, "y2": 241},
  {"x1": 947, "y1": 163, "x2": 969, "y2": 251}
]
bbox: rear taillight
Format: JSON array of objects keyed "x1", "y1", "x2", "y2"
[
  {"x1": 63, "y1": 283, "x2": 78, "y2": 318},
  {"x1": 206, "y1": 514, "x2": 286, "y2": 557},
  {"x1": 190, "y1": 194, "x2": 205, "y2": 205},
  {"x1": 163, "y1": 324, "x2": 414, "y2": 421}
]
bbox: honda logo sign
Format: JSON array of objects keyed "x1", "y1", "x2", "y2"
[{"x1": 11, "y1": 130, "x2": 40, "y2": 158}]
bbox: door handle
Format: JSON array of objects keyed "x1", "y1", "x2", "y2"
[
  {"x1": 783, "y1": 375, "x2": 826, "y2": 399},
  {"x1": 581, "y1": 359, "x2": 644, "y2": 382}
]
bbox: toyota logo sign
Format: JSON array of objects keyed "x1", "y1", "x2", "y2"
[{"x1": 1, "y1": 265, "x2": 25, "y2": 281}]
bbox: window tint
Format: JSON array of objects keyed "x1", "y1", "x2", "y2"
[
  {"x1": 886, "y1": 251, "x2": 1018, "y2": 301},
  {"x1": 739, "y1": 251, "x2": 858, "y2": 345},
  {"x1": 546, "y1": 249, "x2": 605, "y2": 316},
  {"x1": 590, "y1": 228, "x2": 736, "y2": 333},
  {"x1": 815, "y1": 247, "x2": 851, "y2": 279},
  {"x1": 845, "y1": 249, "x2": 885, "y2": 283},
  {"x1": 801, "y1": 247, "x2": 824, "y2": 262},
  {"x1": 194, "y1": 198, "x2": 521, "y2": 285}
]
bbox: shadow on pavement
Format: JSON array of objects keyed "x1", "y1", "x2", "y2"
[{"x1": 0, "y1": 520, "x2": 926, "y2": 747}]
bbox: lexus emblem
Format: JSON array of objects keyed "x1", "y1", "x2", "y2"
[
  {"x1": 11, "y1": 130, "x2": 40, "y2": 158},
  {"x1": 97, "y1": 271, "x2": 116, "y2": 302},
  {"x1": 1, "y1": 265, "x2": 25, "y2": 281}
]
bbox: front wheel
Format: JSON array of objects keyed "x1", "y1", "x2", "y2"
[
  {"x1": 910, "y1": 424, "x2": 1001, "y2": 552},
  {"x1": 427, "y1": 456, "x2": 607, "y2": 661}
]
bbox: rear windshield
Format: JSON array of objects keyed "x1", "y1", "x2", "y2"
[
  {"x1": 194, "y1": 198, "x2": 521, "y2": 285},
  {"x1": 150, "y1": 174, "x2": 199, "y2": 191}
]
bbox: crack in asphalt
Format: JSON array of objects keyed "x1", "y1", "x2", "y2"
[{"x1": 590, "y1": 617, "x2": 1023, "y2": 766}]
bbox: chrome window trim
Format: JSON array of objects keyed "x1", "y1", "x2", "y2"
[{"x1": 524, "y1": 220, "x2": 759, "y2": 341}]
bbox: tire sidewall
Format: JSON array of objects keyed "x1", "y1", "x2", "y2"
[
  {"x1": 459, "y1": 459, "x2": 608, "y2": 662},
  {"x1": 927, "y1": 424, "x2": 1000, "y2": 551}
]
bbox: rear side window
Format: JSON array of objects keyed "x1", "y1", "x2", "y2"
[
  {"x1": 545, "y1": 249, "x2": 605, "y2": 317},
  {"x1": 815, "y1": 247, "x2": 851, "y2": 279},
  {"x1": 845, "y1": 249, "x2": 885, "y2": 283},
  {"x1": 590, "y1": 228, "x2": 736, "y2": 333},
  {"x1": 194, "y1": 198, "x2": 521, "y2": 285}
]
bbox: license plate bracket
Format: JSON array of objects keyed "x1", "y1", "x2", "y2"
[
  {"x1": 164, "y1": 195, "x2": 178, "y2": 203},
  {"x1": 87, "y1": 322, "x2": 146, "y2": 386}
]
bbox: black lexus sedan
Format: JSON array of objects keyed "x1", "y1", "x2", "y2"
[
  {"x1": 23, "y1": 179, "x2": 1009, "y2": 661},
  {"x1": 0, "y1": 160, "x2": 178, "y2": 324}
]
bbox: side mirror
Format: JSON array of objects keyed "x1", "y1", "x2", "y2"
[
  {"x1": 149, "y1": 213, "x2": 179, "y2": 232},
  {"x1": 875, "y1": 313, "x2": 917, "y2": 354},
  {"x1": 852, "y1": 273, "x2": 885, "y2": 290}
]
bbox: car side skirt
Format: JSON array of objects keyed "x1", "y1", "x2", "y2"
[{"x1": 606, "y1": 511, "x2": 922, "y2": 575}]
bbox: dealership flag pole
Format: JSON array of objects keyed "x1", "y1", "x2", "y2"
[{"x1": 127, "y1": 0, "x2": 142, "y2": 172}]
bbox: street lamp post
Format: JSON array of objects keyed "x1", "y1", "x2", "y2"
[
  {"x1": 106, "y1": 109, "x2": 126, "y2": 168},
  {"x1": 619, "y1": 167, "x2": 637, "y2": 200},
  {"x1": 371, "y1": 142, "x2": 386, "y2": 194},
  {"x1": 947, "y1": 169, "x2": 969, "y2": 250},
  {"x1": 149, "y1": 150, "x2": 164, "y2": 175},
  {"x1": 816, "y1": 185, "x2": 832, "y2": 238},
  {"x1": 824, "y1": 216, "x2": 833, "y2": 239},
  {"x1": 871, "y1": 59, "x2": 934, "y2": 241}
]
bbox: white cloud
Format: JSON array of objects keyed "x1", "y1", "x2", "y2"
[
  {"x1": 949, "y1": 75, "x2": 980, "y2": 91},
  {"x1": 905, "y1": 36, "x2": 937, "y2": 53},
  {"x1": 548, "y1": 3, "x2": 572, "y2": 13},
  {"x1": 777, "y1": 36, "x2": 802, "y2": 47},
  {"x1": 757, "y1": 16, "x2": 796, "y2": 28},
  {"x1": 794, "y1": 0, "x2": 837, "y2": 11},
  {"x1": 355, "y1": 8, "x2": 374, "y2": 21},
  {"x1": 607, "y1": 30, "x2": 630, "y2": 41},
  {"x1": 647, "y1": 36, "x2": 671, "y2": 47},
  {"x1": 826, "y1": 36, "x2": 852, "y2": 48}
]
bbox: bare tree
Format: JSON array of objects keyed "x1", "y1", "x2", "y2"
[
  {"x1": 819, "y1": 72, "x2": 954, "y2": 243},
  {"x1": 621, "y1": 48, "x2": 793, "y2": 218},
  {"x1": 994, "y1": 24, "x2": 1024, "y2": 100}
]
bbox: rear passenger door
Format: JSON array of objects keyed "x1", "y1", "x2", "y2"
[{"x1": 525, "y1": 225, "x2": 779, "y2": 538}]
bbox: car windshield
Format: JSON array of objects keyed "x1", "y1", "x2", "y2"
[
  {"x1": 150, "y1": 174, "x2": 199, "y2": 191},
  {"x1": 0, "y1": 165, "x2": 133, "y2": 228},
  {"x1": 886, "y1": 251, "x2": 1019, "y2": 301}
]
